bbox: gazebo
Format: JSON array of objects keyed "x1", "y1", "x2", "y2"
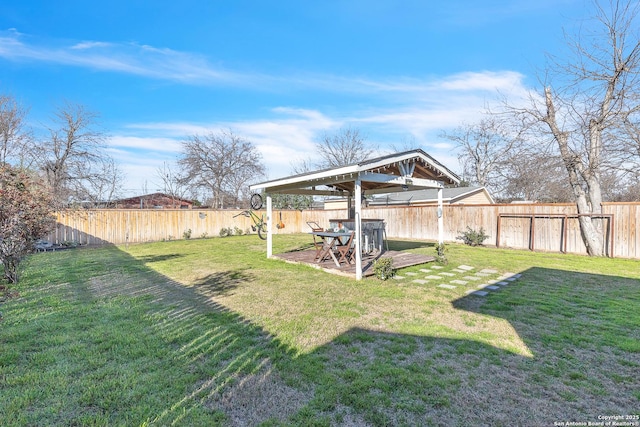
[{"x1": 249, "y1": 149, "x2": 460, "y2": 279}]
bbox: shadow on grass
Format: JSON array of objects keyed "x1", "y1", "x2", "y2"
[
  {"x1": 387, "y1": 239, "x2": 435, "y2": 251},
  {"x1": 191, "y1": 270, "x2": 254, "y2": 297},
  {"x1": 136, "y1": 253, "x2": 186, "y2": 263},
  {"x1": 449, "y1": 266, "x2": 640, "y2": 422},
  {"x1": 3, "y1": 242, "x2": 639, "y2": 426}
]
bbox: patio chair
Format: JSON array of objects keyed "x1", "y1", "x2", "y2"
[
  {"x1": 336, "y1": 231, "x2": 356, "y2": 265},
  {"x1": 307, "y1": 222, "x2": 325, "y2": 260}
]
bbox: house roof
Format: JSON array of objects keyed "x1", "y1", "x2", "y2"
[
  {"x1": 113, "y1": 192, "x2": 193, "y2": 204},
  {"x1": 369, "y1": 186, "x2": 494, "y2": 205},
  {"x1": 250, "y1": 149, "x2": 460, "y2": 196}
]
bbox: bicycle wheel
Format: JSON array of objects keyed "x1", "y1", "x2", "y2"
[
  {"x1": 250, "y1": 193, "x2": 263, "y2": 210},
  {"x1": 257, "y1": 223, "x2": 267, "y2": 240}
]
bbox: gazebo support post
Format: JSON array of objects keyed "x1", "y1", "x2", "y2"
[
  {"x1": 266, "y1": 193, "x2": 273, "y2": 258},
  {"x1": 355, "y1": 177, "x2": 363, "y2": 280},
  {"x1": 437, "y1": 187, "x2": 444, "y2": 246}
]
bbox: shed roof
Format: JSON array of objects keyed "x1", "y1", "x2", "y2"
[{"x1": 250, "y1": 149, "x2": 460, "y2": 195}]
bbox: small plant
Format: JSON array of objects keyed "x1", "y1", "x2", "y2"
[
  {"x1": 373, "y1": 257, "x2": 395, "y2": 280},
  {"x1": 182, "y1": 229, "x2": 192, "y2": 240},
  {"x1": 234, "y1": 226, "x2": 244, "y2": 236},
  {"x1": 200, "y1": 232, "x2": 208, "y2": 239},
  {"x1": 219, "y1": 227, "x2": 234, "y2": 237},
  {"x1": 435, "y1": 242, "x2": 448, "y2": 265},
  {"x1": 456, "y1": 226, "x2": 489, "y2": 247}
]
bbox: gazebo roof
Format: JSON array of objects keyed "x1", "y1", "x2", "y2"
[{"x1": 250, "y1": 149, "x2": 460, "y2": 195}]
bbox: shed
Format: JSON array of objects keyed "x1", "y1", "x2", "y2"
[{"x1": 249, "y1": 149, "x2": 460, "y2": 279}]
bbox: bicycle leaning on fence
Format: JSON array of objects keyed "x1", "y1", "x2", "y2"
[{"x1": 233, "y1": 194, "x2": 267, "y2": 240}]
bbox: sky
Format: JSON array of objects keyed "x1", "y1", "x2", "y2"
[{"x1": 0, "y1": 0, "x2": 589, "y2": 196}]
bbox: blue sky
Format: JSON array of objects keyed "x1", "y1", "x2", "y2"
[{"x1": 0, "y1": 0, "x2": 585, "y2": 195}]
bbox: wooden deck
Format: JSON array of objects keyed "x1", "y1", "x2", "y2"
[{"x1": 273, "y1": 249, "x2": 436, "y2": 278}]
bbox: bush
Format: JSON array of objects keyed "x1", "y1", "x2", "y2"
[
  {"x1": 456, "y1": 227, "x2": 489, "y2": 246},
  {"x1": 373, "y1": 257, "x2": 395, "y2": 280},
  {"x1": 435, "y1": 242, "x2": 448, "y2": 265},
  {"x1": 0, "y1": 165, "x2": 56, "y2": 284},
  {"x1": 183, "y1": 229, "x2": 192, "y2": 240},
  {"x1": 219, "y1": 227, "x2": 234, "y2": 237}
]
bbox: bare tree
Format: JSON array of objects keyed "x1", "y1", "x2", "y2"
[
  {"x1": 178, "y1": 130, "x2": 265, "y2": 209},
  {"x1": 509, "y1": 0, "x2": 640, "y2": 255},
  {"x1": 34, "y1": 101, "x2": 123, "y2": 205},
  {"x1": 441, "y1": 116, "x2": 523, "y2": 195},
  {"x1": 155, "y1": 162, "x2": 190, "y2": 208},
  {"x1": 72, "y1": 157, "x2": 125, "y2": 206},
  {"x1": 501, "y1": 151, "x2": 573, "y2": 202},
  {"x1": 0, "y1": 95, "x2": 32, "y2": 167},
  {"x1": 316, "y1": 127, "x2": 376, "y2": 168}
]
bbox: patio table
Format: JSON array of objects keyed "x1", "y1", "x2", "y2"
[{"x1": 311, "y1": 231, "x2": 354, "y2": 267}]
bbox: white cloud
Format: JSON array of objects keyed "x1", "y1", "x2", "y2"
[
  {"x1": 109, "y1": 69, "x2": 529, "y2": 192},
  {"x1": 108, "y1": 135, "x2": 182, "y2": 152}
]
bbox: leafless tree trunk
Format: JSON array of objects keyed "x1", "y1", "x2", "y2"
[{"x1": 509, "y1": 0, "x2": 640, "y2": 256}]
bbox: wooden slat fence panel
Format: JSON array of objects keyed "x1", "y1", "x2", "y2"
[{"x1": 46, "y1": 202, "x2": 640, "y2": 259}]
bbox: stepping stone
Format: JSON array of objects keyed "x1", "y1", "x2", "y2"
[
  {"x1": 413, "y1": 279, "x2": 428, "y2": 284},
  {"x1": 452, "y1": 269, "x2": 465, "y2": 273},
  {"x1": 405, "y1": 272, "x2": 418, "y2": 276},
  {"x1": 450, "y1": 280, "x2": 468, "y2": 285},
  {"x1": 475, "y1": 272, "x2": 491, "y2": 277},
  {"x1": 425, "y1": 275, "x2": 442, "y2": 280},
  {"x1": 438, "y1": 284, "x2": 457, "y2": 289},
  {"x1": 419, "y1": 269, "x2": 431, "y2": 273},
  {"x1": 477, "y1": 283, "x2": 489, "y2": 289},
  {"x1": 503, "y1": 272, "x2": 518, "y2": 277},
  {"x1": 485, "y1": 285, "x2": 500, "y2": 290},
  {"x1": 393, "y1": 275, "x2": 404, "y2": 280},
  {"x1": 480, "y1": 269, "x2": 498, "y2": 274},
  {"x1": 439, "y1": 272, "x2": 456, "y2": 277},
  {"x1": 487, "y1": 279, "x2": 498, "y2": 284},
  {"x1": 458, "y1": 265, "x2": 475, "y2": 271},
  {"x1": 506, "y1": 277, "x2": 518, "y2": 282},
  {"x1": 463, "y1": 276, "x2": 481, "y2": 281},
  {"x1": 471, "y1": 290, "x2": 489, "y2": 297},
  {"x1": 513, "y1": 273, "x2": 522, "y2": 278},
  {"x1": 497, "y1": 281, "x2": 510, "y2": 286},
  {"x1": 431, "y1": 265, "x2": 444, "y2": 269}
]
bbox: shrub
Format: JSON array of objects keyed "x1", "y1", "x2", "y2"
[
  {"x1": 435, "y1": 242, "x2": 448, "y2": 265},
  {"x1": 0, "y1": 165, "x2": 56, "y2": 284},
  {"x1": 183, "y1": 229, "x2": 192, "y2": 240},
  {"x1": 234, "y1": 226, "x2": 244, "y2": 236},
  {"x1": 456, "y1": 226, "x2": 489, "y2": 246},
  {"x1": 373, "y1": 257, "x2": 395, "y2": 280},
  {"x1": 219, "y1": 227, "x2": 234, "y2": 237}
]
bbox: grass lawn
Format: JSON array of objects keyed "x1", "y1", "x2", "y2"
[{"x1": 1, "y1": 234, "x2": 639, "y2": 426}]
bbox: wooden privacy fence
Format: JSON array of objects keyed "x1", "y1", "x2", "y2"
[{"x1": 47, "y1": 202, "x2": 640, "y2": 259}]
